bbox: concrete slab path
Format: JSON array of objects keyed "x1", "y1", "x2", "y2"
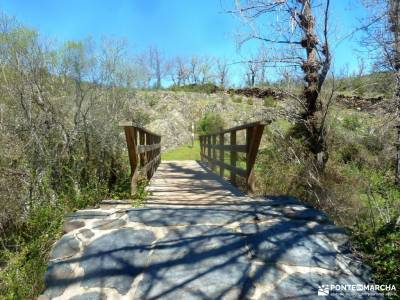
[{"x1": 42, "y1": 161, "x2": 380, "y2": 299}]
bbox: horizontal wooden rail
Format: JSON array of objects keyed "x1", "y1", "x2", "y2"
[
  {"x1": 208, "y1": 144, "x2": 247, "y2": 153},
  {"x1": 202, "y1": 154, "x2": 247, "y2": 177},
  {"x1": 199, "y1": 121, "x2": 267, "y2": 192},
  {"x1": 138, "y1": 143, "x2": 161, "y2": 153},
  {"x1": 119, "y1": 121, "x2": 161, "y2": 194},
  {"x1": 119, "y1": 121, "x2": 160, "y2": 137}
]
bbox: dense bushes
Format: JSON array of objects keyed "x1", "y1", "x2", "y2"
[
  {"x1": 196, "y1": 112, "x2": 225, "y2": 135},
  {"x1": 0, "y1": 16, "x2": 136, "y2": 298}
]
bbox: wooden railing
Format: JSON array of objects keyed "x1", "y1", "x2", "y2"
[
  {"x1": 119, "y1": 121, "x2": 161, "y2": 194},
  {"x1": 199, "y1": 121, "x2": 266, "y2": 192}
]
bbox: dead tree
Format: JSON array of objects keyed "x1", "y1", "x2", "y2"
[
  {"x1": 189, "y1": 56, "x2": 200, "y2": 84},
  {"x1": 136, "y1": 46, "x2": 165, "y2": 89},
  {"x1": 216, "y1": 57, "x2": 230, "y2": 87},
  {"x1": 199, "y1": 56, "x2": 213, "y2": 84},
  {"x1": 246, "y1": 60, "x2": 259, "y2": 87},
  {"x1": 148, "y1": 46, "x2": 164, "y2": 89},
  {"x1": 231, "y1": 0, "x2": 332, "y2": 170},
  {"x1": 167, "y1": 56, "x2": 189, "y2": 86},
  {"x1": 386, "y1": 0, "x2": 400, "y2": 184},
  {"x1": 243, "y1": 49, "x2": 268, "y2": 87}
]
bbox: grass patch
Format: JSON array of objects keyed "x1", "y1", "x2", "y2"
[{"x1": 162, "y1": 140, "x2": 201, "y2": 160}]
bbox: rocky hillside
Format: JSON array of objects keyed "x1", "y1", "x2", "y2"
[
  {"x1": 128, "y1": 90, "x2": 286, "y2": 150},
  {"x1": 126, "y1": 88, "x2": 392, "y2": 151}
]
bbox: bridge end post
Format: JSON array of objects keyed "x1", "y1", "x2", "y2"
[
  {"x1": 120, "y1": 121, "x2": 161, "y2": 195},
  {"x1": 120, "y1": 123, "x2": 139, "y2": 194},
  {"x1": 246, "y1": 124, "x2": 265, "y2": 193}
]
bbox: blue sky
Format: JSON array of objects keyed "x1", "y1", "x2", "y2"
[{"x1": 1, "y1": 0, "x2": 369, "y2": 83}]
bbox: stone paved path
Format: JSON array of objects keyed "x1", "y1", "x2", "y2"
[{"x1": 43, "y1": 161, "x2": 380, "y2": 299}]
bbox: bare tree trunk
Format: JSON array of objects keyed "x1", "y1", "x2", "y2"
[
  {"x1": 156, "y1": 61, "x2": 161, "y2": 89},
  {"x1": 389, "y1": 0, "x2": 400, "y2": 183},
  {"x1": 300, "y1": 0, "x2": 330, "y2": 170}
]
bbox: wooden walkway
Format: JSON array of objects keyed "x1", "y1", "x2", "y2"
[
  {"x1": 146, "y1": 160, "x2": 249, "y2": 206},
  {"x1": 42, "y1": 161, "x2": 379, "y2": 300}
]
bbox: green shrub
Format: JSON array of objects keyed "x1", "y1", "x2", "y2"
[
  {"x1": 232, "y1": 96, "x2": 243, "y2": 103},
  {"x1": 247, "y1": 98, "x2": 254, "y2": 105},
  {"x1": 338, "y1": 143, "x2": 365, "y2": 166},
  {"x1": 0, "y1": 201, "x2": 64, "y2": 298},
  {"x1": 263, "y1": 96, "x2": 277, "y2": 107},
  {"x1": 342, "y1": 115, "x2": 362, "y2": 131},
  {"x1": 352, "y1": 220, "x2": 400, "y2": 295},
  {"x1": 196, "y1": 112, "x2": 225, "y2": 135}
]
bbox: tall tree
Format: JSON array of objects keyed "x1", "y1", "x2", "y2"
[{"x1": 231, "y1": 0, "x2": 332, "y2": 169}]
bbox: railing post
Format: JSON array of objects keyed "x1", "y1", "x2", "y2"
[
  {"x1": 123, "y1": 126, "x2": 138, "y2": 194},
  {"x1": 200, "y1": 136, "x2": 204, "y2": 161},
  {"x1": 219, "y1": 133, "x2": 224, "y2": 177},
  {"x1": 147, "y1": 134, "x2": 152, "y2": 179},
  {"x1": 147, "y1": 133, "x2": 153, "y2": 180},
  {"x1": 139, "y1": 130, "x2": 145, "y2": 168},
  {"x1": 207, "y1": 135, "x2": 212, "y2": 167},
  {"x1": 230, "y1": 130, "x2": 237, "y2": 186},
  {"x1": 212, "y1": 134, "x2": 217, "y2": 171},
  {"x1": 246, "y1": 124, "x2": 265, "y2": 192}
]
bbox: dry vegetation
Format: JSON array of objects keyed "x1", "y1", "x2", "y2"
[{"x1": 0, "y1": 15, "x2": 139, "y2": 297}]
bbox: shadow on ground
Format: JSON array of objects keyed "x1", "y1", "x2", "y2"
[{"x1": 43, "y1": 161, "x2": 380, "y2": 300}]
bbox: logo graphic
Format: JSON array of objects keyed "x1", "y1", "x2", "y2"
[{"x1": 318, "y1": 285, "x2": 330, "y2": 296}]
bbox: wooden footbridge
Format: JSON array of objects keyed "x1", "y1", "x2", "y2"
[
  {"x1": 119, "y1": 120, "x2": 266, "y2": 194},
  {"x1": 41, "y1": 122, "x2": 378, "y2": 300}
]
